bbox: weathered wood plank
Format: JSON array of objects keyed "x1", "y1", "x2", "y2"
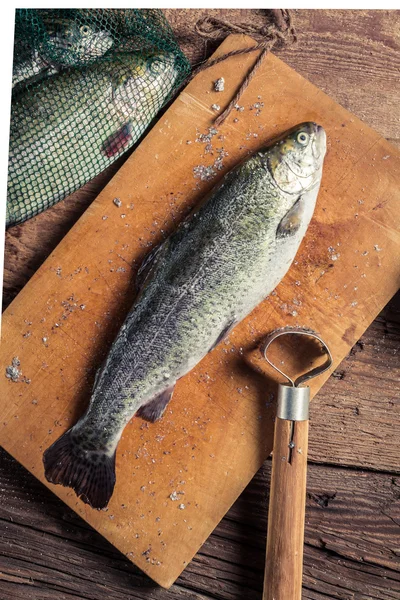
[
  {"x1": 166, "y1": 9, "x2": 400, "y2": 146},
  {"x1": 1, "y1": 447, "x2": 399, "y2": 599},
  {"x1": 308, "y1": 292, "x2": 400, "y2": 472}
]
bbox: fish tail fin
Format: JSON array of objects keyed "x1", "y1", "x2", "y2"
[{"x1": 43, "y1": 428, "x2": 116, "y2": 510}]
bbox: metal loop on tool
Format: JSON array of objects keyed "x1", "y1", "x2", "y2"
[{"x1": 261, "y1": 326, "x2": 333, "y2": 388}]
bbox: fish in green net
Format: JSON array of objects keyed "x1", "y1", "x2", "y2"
[
  {"x1": 12, "y1": 21, "x2": 113, "y2": 90},
  {"x1": 43, "y1": 122, "x2": 327, "y2": 509},
  {"x1": 7, "y1": 52, "x2": 178, "y2": 227},
  {"x1": 44, "y1": 19, "x2": 114, "y2": 63}
]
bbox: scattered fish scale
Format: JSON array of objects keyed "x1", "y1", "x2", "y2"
[
  {"x1": 213, "y1": 77, "x2": 225, "y2": 92},
  {"x1": 193, "y1": 164, "x2": 217, "y2": 181},
  {"x1": 6, "y1": 357, "x2": 22, "y2": 382}
]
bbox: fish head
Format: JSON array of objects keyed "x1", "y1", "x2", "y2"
[
  {"x1": 102, "y1": 53, "x2": 178, "y2": 157},
  {"x1": 73, "y1": 27, "x2": 114, "y2": 59},
  {"x1": 46, "y1": 20, "x2": 113, "y2": 63},
  {"x1": 264, "y1": 122, "x2": 327, "y2": 196},
  {"x1": 111, "y1": 53, "x2": 178, "y2": 119},
  {"x1": 113, "y1": 52, "x2": 178, "y2": 91},
  {"x1": 143, "y1": 52, "x2": 179, "y2": 87}
]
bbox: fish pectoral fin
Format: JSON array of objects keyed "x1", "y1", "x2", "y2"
[
  {"x1": 209, "y1": 318, "x2": 237, "y2": 352},
  {"x1": 102, "y1": 123, "x2": 133, "y2": 158},
  {"x1": 137, "y1": 385, "x2": 175, "y2": 423},
  {"x1": 277, "y1": 197, "x2": 304, "y2": 237}
]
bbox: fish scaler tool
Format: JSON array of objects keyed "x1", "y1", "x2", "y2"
[{"x1": 261, "y1": 327, "x2": 332, "y2": 600}]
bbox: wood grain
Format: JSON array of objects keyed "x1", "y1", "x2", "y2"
[
  {"x1": 309, "y1": 300, "x2": 400, "y2": 473},
  {"x1": 1, "y1": 31, "x2": 400, "y2": 588},
  {"x1": 264, "y1": 419, "x2": 309, "y2": 600},
  {"x1": 166, "y1": 9, "x2": 400, "y2": 147},
  {"x1": 3, "y1": 155, "x2": 128, "y2": 308},
  {"x1": 1, "y1": 447, "x2": 399, "y2": 599}
]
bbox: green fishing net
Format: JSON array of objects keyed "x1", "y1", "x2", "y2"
[{"x1": 7, "y1": 8, "x2": 190, "y2": 227}]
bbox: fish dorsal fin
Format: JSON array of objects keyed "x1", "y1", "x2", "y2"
[
  {"x1": 136, "y1": 239, "x2": 170, "y2": 294},
  {"x1": 136, "y1": 385, "x2": 175, "y2": 423},
  {"x1": 277, "y1": 197, "x2": 304, "y2": 237},
  {"x1": 209, "y1": 318, "x2": 237, "y2": 352}
]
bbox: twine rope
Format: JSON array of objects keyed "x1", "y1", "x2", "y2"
[{"x1": 191, "y1": 10, "x2": 297, "y2": 127}]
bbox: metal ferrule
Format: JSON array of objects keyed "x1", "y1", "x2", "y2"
[{"x1": 277, "y1": 384, "x2": 310, "y2": 421}]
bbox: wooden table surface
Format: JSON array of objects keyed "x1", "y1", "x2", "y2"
[{"x1": 2, "y1": 9, "x2": 399, "y2": 600}]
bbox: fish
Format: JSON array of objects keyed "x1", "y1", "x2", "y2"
[
  {"x1": 12, "y1": 20, "x2": 113, "y2": 90},
  {"x1": 44, "y1": 21, "x2": 114, "y2": 64},
  {"x1": 43, "y1": 122, "x2": 327, "y2": 509},
  {"x1": 12, "y1": 50, "x2": 57, "y2": 91},
  {"x1": 7, "y1": 52, "x2": 178, "y2": 227}
]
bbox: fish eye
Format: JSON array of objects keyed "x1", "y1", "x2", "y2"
[
  {"x1": 80, "y1": 25, "x2": 90, "y2": 36},
  {"x1": 149, "y1": 58, "x2": 163, "y2": 74},
  {"x1": 297, "y1": 132, "x2": 310, "y2": 145}
]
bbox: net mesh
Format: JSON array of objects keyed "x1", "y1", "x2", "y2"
[{"x1": 7, "y1": 8, "x2": 190, "y2": 227}]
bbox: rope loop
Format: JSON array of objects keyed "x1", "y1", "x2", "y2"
[{"x1": 191, "y1": 9, "x2": 297, "y2": 126}]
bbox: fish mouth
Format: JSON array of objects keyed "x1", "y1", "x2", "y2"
[{"x1": 314, "y1": 124, "x2": 327, "y2": 158}]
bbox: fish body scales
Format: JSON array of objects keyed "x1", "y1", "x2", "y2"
[
  {"x1": 83, "y1": 156, "x2": 315, "y2": 433},
  {"x1": 7, "y1": 53, "x2": 178, "y2": 226}
]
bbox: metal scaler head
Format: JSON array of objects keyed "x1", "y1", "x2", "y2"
[{"x1": 261, "y1": 326, "x2": 333, "y2": 422}]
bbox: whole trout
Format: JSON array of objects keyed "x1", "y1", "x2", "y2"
[{"x1": 44, "y1": 122, "x2": 327, "y2": 509}]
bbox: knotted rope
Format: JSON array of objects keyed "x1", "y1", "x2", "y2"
[{"x1": 191, "y1": 10, "x2": 297, "y2": 127}]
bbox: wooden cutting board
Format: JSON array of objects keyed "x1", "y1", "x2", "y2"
[{"x1": 1, "y1": 34, "x2": 400, "y2": 588}]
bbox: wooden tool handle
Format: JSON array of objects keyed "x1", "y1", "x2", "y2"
[{"x1": 263, "y1": 418, "x2": 309, "y2": 600}]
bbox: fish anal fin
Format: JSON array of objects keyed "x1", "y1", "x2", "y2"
[
  {"x1": 277, "y1": 197, "x2": 304, "y2": 237},
  {"x1": 209, "y1": 318, "x2": 237, "y2": 352},
  {"x1": 137, "y1": 385, "x2": 175, "y2": 423}
]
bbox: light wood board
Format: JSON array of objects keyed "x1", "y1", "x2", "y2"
[{"x1": 1, "y1": 34, "x2": 399, "y2": 588}]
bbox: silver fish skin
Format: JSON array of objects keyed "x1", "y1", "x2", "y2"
[
  {"x1": 43, "y1": 122, "x2": 327, "y2": 509},
  {"x1": 7, "y1": 52, "x2": 178, "y2": 227}
]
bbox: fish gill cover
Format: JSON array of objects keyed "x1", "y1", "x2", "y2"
[{"x1": 7, "y1": 8, "x2": 190, "y2": 227}]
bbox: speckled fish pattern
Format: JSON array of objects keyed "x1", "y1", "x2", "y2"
[{"x1": 43, "y1": 122, "x2": 327, "y2": 509}]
